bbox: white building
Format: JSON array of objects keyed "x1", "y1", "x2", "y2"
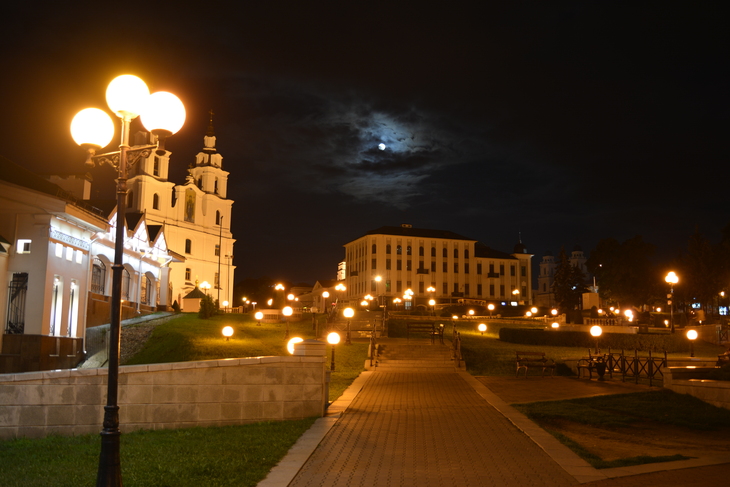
[
  {"x1": 0, "y1": 149, "x2": 184, "y2": 373},
  {"x1": 534, "y1": 246, "x2": 588, "y2": 308},
  {"x1": 342, "y1": 225, "x2": 533, "y2": 310},
  {"x1": 124, "y1": 114, "x2": 236, "y2": 310}
]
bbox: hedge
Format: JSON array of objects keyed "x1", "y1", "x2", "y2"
[{"x1": 498, "y1": 327, "x2": 688, "y2": 353}]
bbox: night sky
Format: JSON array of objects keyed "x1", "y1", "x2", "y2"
[{"x1": 0, "y1": 3, "x2": 726, "y2": 284}]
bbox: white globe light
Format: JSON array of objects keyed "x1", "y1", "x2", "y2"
[
  {"x1": 686, "y1": 329, "x2": 698, "y2": 340},
  {"x1": 106, "y1": 75, "x2": 149, "y2": 119},
  {"x1": 478, "y1": 323, "x2": 487, "y2": 333},
  {"x1": 141, "y1": 91, "x2": 186, "y2": 135},
  {"x1": 287, "y1": 337, "x2": 304, "y2": 354},
  {"x1": 282, "y1": 306, "x2": 293, "y2": 317},
  {"x1": 327, "y1": 332, "x2": 340, "y2": 345},
  {"x1": 71, "y1": 108, "x2": 115, "y2": 148},
  {"x1": 590, "y1": 325, "x2": 603, "y2": 337},
  {"x1": 343, "y1": 308, "x2": 355, "y2": 318},
  {"x1": 222, "y1": 326, "x2": 234, "y2": 338}
]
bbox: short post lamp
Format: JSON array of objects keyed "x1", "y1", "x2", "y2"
[
  {"x1": 327, "y1": 332, "x2": 340, "y2": 371},
  {"x1": 478, "y1": 323, "x2": 487, "y2": 336},
  {"x1": 287, "y1": 337, "x2": 304, "y2": 355},
  {"x1": 488, "y1": 303, "x2": 495, "y2": 318},
  {"x1": 590, "y1": 325, "x2": 603, "y2": 354},
  {"x1": 665, "y1": 271, "x2": 679, "y2": 333},
  {"x1": 429, "y1": 299, "x2": 436, "y2": 316},
  {"x1": 343, "y1": 307, "x2": 354, "y2": 345},
  {"x1": 686, "y1": 329, "x2": 698, "y2": 357},
  {"x1": 322, "y1": 291, "x2": 330, "y2": 315},
  {"x1": 255, "y1": 311, "x2": 263, "y2": 326},
  {"x1": 282, "y1": 306, "x2": 293, "y2": 339},
  {"x1": 71, "y1": 74, "x2": 185, "y2": 487},
  {"x1": 551, "y1": 322, "x2": 560, "y2": 330},
  {"x1": 222, "y1": 326, "x2": 234, "y2": 341}
]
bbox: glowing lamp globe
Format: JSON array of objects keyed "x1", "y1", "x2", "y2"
[
  {"x1": 531, "y1": 307, "x2": 538, "y2": 314},
  {"x1": 282, "y1": 306, "x2": 293, "y2": 317},
  {"x1": 343, "y1": 308, "x2": 355, "y2": 318},
  {"x1": 71, "y1": 108, "x2": 115, "y2": 148},
  {"x1": 287, "y1": 337, "x2": 304, "y2": 354},
  {"x1": 478, "y1": 323, "x2": 487, "y2": 333},
  {"x1": 327, "y1": 332, "x2": 340, "y2": 345},
  {"x1": 106, "y1": 75, "x2": 149, "y2": 119},
  {"x1": 140, "y1": 91, "x2": 185, "y2": 136},
  {"x1": 686, "y1": 329, "x2": 698, "y2": 341},
  {"x1": 590, "y1": 325, "x2": 603, "y2": 338},
  {"x1": 551, "y1": 322, "x2": 560, "y2": 329},
  {"x1": 255, "y1": 311, "x2": 264, "y2": 320},
  {"x1": 222, "y1": 326, "x2": 234, "y2": 340}
]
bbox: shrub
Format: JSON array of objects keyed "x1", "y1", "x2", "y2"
[
  {"x1": 172, "y1": 300, "x2": 181, "y2": 313},
  {"x1": 198, "y1": 294, "x2": 217, "y2": 319},
  {"x1": 498, "y1": 327, "x2": 688, "y2": 352}
]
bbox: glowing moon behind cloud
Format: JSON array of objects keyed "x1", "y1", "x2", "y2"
[{"x1": 378, "y1": 143, "x2": 386, "y2": 150}]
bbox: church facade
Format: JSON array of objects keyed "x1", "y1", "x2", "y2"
[{"x1": 125, "y1": 115, "x2": 236, "y2": 310}]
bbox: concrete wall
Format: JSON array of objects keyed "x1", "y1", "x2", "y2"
[
  {"x1": 0, "y1": 355, "x2": 327, "y2": 439},
  {"x1": 663, "y1": 367, "x2": 730, "y2": 410}
]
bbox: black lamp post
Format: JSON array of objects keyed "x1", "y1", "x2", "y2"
[{"x1": 71, "y1": 75, "x2": 184, "y2": 487}]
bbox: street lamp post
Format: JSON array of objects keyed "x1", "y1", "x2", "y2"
[
  {"x1": 282, "y1": 306, "x2": 293, "y2": 339},
  {"x1": 665, "y1": 271, "x2": 679, "y2": 334},
  {"x1": 71, "y1": 74, "x2": 185, "y2": 487},
  {"x1": 327, "y1": 332, "x2": 340, "y2": 371},
  {"x1": 344, "y1": 307, "x2": 354, "y2": 345},
  {"x1": 686, "y1": 329, "x2": 698, "y2": 357}
]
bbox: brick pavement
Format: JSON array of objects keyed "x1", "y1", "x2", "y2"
[{"x1": 287, "y1": 370, "x2": 579, "y2": 487}]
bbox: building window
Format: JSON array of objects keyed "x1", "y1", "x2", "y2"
[
  {"x1": 122, "y1": 268, "x2": 131, "y2": 301},
  {"x1": 442, "y1": 262, "x2": 447, "y2": 273},
  {"x1": 386, "y1": 280, "x2": 391, "y2": 292},
  {"x1": 91, "y1": 257, "x2": 106, "y2": 294},
  {"x1": 55, "y1": 243, "x2": 63, "y2": 258},
  {"x1": 454, "y1": 263, "x2": 459, "y2": 273},
  {"x1": 386, "y1": 244, "x2": 391, "y2": 254},
  {"x1": 372, "y1": 243, "x2": 377, "y2": 254},
  {"x1": 66, "y1": 247, "x2": 74, "y2": 261},
  {"x1": 419, "y1": 246, "x2": 424, "y2": 256},
  {"x1": 431, "y1": 247, "x2": 436, "y2": 257},
  {"x1": 215, "y1": 210, "x2": 221, "y2": 225},
  {"x1": 406, "y1": 260, "x2": 412, "y2": 271},
  {"x1": 214, "y1": 178, "x2": 219, "y2": 194},
  {"x1": 76, "y1": 250, "x2": 83, "y2": 264},
  {"x1": 511, "y1": 265, "x2": 516, "y2": 277},
  {"x1": 464, "y1": 283, "x2": 470, "y2": 296},
  {"x1": 431, "y1": 261, "x2": 436, "y2": 272},
  {"x1": 397, "y1": 260, "x2": 402, "y2": 271},
  {"x1": 185, "y1": 239, "x2": 192, "y2": 254},
  {"x1": 397, "y1": 245, "x2": 402, "y2": 255},
  {"x1": 442, "y1": 248, "x2": 447, "y2": 258},
  {"x1": 443, "y1": 282, "x2": 448, "y2": 294},
  {"x1": 477, "y1": 284, "x2": 482, "y2": 296},
  {"x1": 464, "y1": 263, "x2": 469, "y2": 274},
  {"x1": 521, "y1": 266, "x2": 526, "y2": 277},
  {"x1": 153, "y1": 156, "x2": 160, "y2": 176},
  {"x1": 465, "y1": 249, "x2": 470, "y2": 259},
  {"x1": 6, "y1": 272, "x2": 28, "y2": 334},
  {"x1": 454, "y1": 248, "x2": 459, "y2": 258},
  {"x1": 490, "y1": 284, "x2": 495, "y2": 296},
  {"x1": 386, "y1": 259, "x2": 391, "y2": 270},
  {"x1": 477, "y1": 263, "x2": 482, "y2": 274},
  {"x1": 500, "y1": 284, "x2": 505, "y2": 297},
  {"x1": 406, "y1": 246, "x2": 412, "y2": 255},
  {"x1": 215, "y1": 244, "x2": 220, "y2": 257},
  {"x1": 17, "y1": 239, "x2": 31, "y2": 254},
  {"x1": 500, "y1": 264, "x2": 505, "y2": 275},
  {"x1": 372, "y1": 258, "x2": 377, "y2": 269},
  {"x1": 489, "y1": 263, "x2": 495, "y2": 274},
  {"x1": 185, "y1": 268, "x2": 191, "y2": 281},
  {"x1": 396, "y1": 281, "x2": 402, "y2": 293},
  {"x1": 419, "y1": 281, "x2": 424, "y2": 293},
  {"x1": 140, "y1": 275, "x2": 150, "y2": 305},
  {"x1": 453, "y1": 283, "x2": 459, "y2": 294}
]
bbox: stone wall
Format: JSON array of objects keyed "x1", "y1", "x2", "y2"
[
  {"x1": 663, "y1": 367, "x2": 730, "y2": 410},
  {"x1": 0, "y1": 355, "x2": 327, "y2": 439}
]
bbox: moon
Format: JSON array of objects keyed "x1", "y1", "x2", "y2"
[{"x1": 378, "y1": 143, "x2": 386, "y2": 150}]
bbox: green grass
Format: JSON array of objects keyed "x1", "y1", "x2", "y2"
[
  {"x1": 0, "y1": 419, "x2": 316, "y2": 487},
  {"x1": 514, "y1": 390, "x2": 730, "y2": 468}
]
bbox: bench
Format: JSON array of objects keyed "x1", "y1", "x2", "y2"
[
  {"x1": 515, "y1": 351, "x2": 556, "y2": 378},
  {"x1": 407, "y1": 321, "x2": 444, "y2": 344},
  {"x1": 577, "y1": 350, "x2": 611, "y2": 380}
]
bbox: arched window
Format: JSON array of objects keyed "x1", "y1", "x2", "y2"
[
  {"x1": 214, "y1": 178, "x2": 219, "y2": 194},
  {"x1": 215, "y1": 210, "x2": 221, "y2": 225},
  {"x1": 406, "y1": 246, "x2": 412, "y2": 255},
  {"x1": 185, "y1": 239, "x2": 192, "y2": 254},
  {"x1": 386, "y1": 244, "x2": 391, "y2": 254},
  {"x1": 121, "y1": 268, "x2": 131, "y2": 301},
  {"x1": 397, "y1": 245, "x2": 402, "y2": 255},
  {"x1": 372, "y1": 243, "x2": 377, "y2": 254},
  {"x1": 91, "y1": 257, "x2": 106, "y2": 294},
  {"x1": 442, "y1": 248, "x2": 447, "y2": 258},
  {"x1": 127, "y1": 190, "x2": 134, "y2": 208},
  {"x1": 152, "y1": 193, "x2": 160, "y2": 210},
  {"x1": 140, "y1": 275, "x2": 150, "y2": 305},
  {"x1": 419, "y1": 246, "x2": 424, "y2": 256},
  {"x1": 431, "y1": 247, "x2": 436, "y2": 257},
  {"x1": 454, "y1": 248, "x2": 459, "y2": 258}
]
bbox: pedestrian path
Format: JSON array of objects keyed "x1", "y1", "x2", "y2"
[{"x1": 258, "y1": 339, "x2": 730, "y2": 486}]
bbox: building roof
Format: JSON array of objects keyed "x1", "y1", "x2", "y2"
[
  {"x1": 183, "y1": 287, "x2": 206, "y2": 299},
  {"x1": 474, "y1": 242, "x2": 516, "y2": 260},
  {"x1": 358, "y1": 225, "x2": 475, "y2": 242},
  {"x1": 0, "y1": 155, "x2": 105, "y2": 217}
]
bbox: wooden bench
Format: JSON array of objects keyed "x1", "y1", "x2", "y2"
[
  {"x1": 407, "y1": 321, "x2": 444, "y2": 344},
  {"x1": 515, "y1": 351, "x2": 556, "y2": 378},
  {"x1": 577, "y1": 350, "x2": 611, "y2": 380}
]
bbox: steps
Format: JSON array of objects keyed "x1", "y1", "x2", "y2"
[{"x1": 375, "y1": 342, "x2": 456, "y2": 370}]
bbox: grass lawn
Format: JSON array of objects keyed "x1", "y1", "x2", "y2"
[
  {"x1": 0, "y1": 419, "x2": 316, "y2": 487},
  {"x1": 514, "y1": 390, "x2": 730, "y2": 468}
]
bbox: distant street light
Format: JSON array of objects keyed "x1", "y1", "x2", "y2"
[
  {"x1": 590, "y1": 325, "x2": 603, "y2": 354},
  {"x1": 282, "y1": 306, "x2": 293, "y2": 339},
  {"x1": 488, "y1": 303, "x2": 495, "y2": 317},
  {"x1": 322, "y1": 291, "x2": 330, "y2": 314},
  {"x1": 478, "y1": 323, "x2": 487, "y2": 335},
  {"x1": 327, "y1": 332, "x2": 341, "y2": 371},
  {"x1": 255, "y1": 311, "x2": 263, "y2": 326},
  {"x1": 344, "y1": 307, "x2": 355, "y2": 345},
  {"x1": 665, "y1": 271, "x2": 679, "y2": 333},
  {"x1": 686, "y1": 329, "x2": 698, "y2": 357}
]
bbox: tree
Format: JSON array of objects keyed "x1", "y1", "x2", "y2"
[
  {"x1": 552, "y1": 247, "x2": 586, "y2": 314},
  {"x1": 677, "y1": 228, "x2": 724, "y2": 314},
  {"x1": 199, "y1": 294, "x2": 218, "y2": 319},
  {"x1": 586, "y1": 236, "x2": 657, "y2": 308}
]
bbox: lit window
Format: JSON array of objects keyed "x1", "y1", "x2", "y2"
[
  {"x1": 55, "y1": 243, "x2": 64, "y2": 258},
  {"x1": 17, "y1": 239, "x2": 31, "y2": 254},
  {"x1": 76, "y1": 250, "x2": 83, "y2": 264},
  {"x1": 66, "y1": 247, "x2": 74, "y2": 261},
  {"x1": 185, "y1": 268, "x2": 191, "y2": 281}
]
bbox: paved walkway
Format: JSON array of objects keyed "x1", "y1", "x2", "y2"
[{"x1": 259, "y1": 342, "x2": 730, "y2": 486}]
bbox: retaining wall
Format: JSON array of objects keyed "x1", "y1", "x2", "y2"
[
  {"x1": 0, "y1": 355, "x2": 327, "y2": 439},
  {"x1": 663, "y1": 367, "x2": 730, "y2": 410}
]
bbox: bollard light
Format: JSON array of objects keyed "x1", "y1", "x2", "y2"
[
  {"x1": 255, "y1": 311, "x2": 263, "y2": 326},
  {"x1": 327, "y1": 332, "x2": 341, "y2": 371},
  {"x1": 686, "y1": 329, "x2": 698, "y2": 357},
  {"x1": 282, "y1": 306, "x2": 293, "y2": 339},
  {"x1": 222, "y1": 326, "x2": 234, "y2": 341},
  {"x1": 551, "y1": 322, "x2": 560, "y2": 329},
  {"x1": 478, "y1": 323, "x2": 487, "y2": 335},
  {"x1": 287, "y1": 337, "x2": 304, "y2": 355},
  {"x1": 590, "y1": 325, "x2": 603, "y2": 354}
]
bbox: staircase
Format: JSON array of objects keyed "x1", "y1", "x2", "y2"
[{"x1": 375, "y1": 340, "x2": 456, "y2": 370}]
